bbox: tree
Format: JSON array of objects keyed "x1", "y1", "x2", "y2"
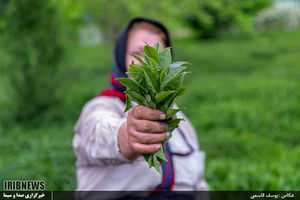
[
  {"x1": 3, "y1": 0, "x2": 64, "y2": 121},
  {"x1": 181, "y1": 0, "x2": 271, "y2": 38},
  {"x1": 79, "y1": 0, "x2": 271, "y2": 40},
  {"x1": 78, "y1": 0, "x2": 183, "y2": 42}
]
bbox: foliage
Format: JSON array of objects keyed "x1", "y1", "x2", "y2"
[
  {"x1": 78, "y1": 0, "x2": 271, "y2": 41},
  {"x1": 3, "y1": 0, "x2": 64, "y2": 121},
  {"x1": 0, "y1": 123, "x2": 76, "y2": 190},
  {"x1": 174, "y1": 31, "x2": 300, "y2": 189},
  {"x1": 117, "y1": 42, "x2": 190, "y2": 173},
  {"x1": 182, "y1": 0, "x2": 271, "y2": 38},
  {"x1": 0, "y1": 0, "x2": 8, "y2": 30},
  {"x1": 1, "y1": 30, "x2": 300, "y2": 190},
  {"x1": 255, "y1": 5, "x2": 300, "y2": 31},
  {"x1": 78, "y1": 0, "x2": 180, "y2": 42}
]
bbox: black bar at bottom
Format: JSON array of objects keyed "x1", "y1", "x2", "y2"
[{"x1": 0, "y1": 191, "x2": 299, "y2": 200}]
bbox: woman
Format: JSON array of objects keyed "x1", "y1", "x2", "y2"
[{"x1": 73, "y1": 18, "x2": 208, "y2": 193}]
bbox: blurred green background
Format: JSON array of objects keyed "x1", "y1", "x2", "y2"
[{"x1": 0, "y1": 0, "x2": 300, "y2": 190}]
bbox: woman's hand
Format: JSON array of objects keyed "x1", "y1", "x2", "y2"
[{"x1": 118, "y1": 105, "x2": 169, "y2": 160}]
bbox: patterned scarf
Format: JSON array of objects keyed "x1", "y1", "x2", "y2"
[{"x1": 97, "y1": 59, "x2": 126, "y2": 102}]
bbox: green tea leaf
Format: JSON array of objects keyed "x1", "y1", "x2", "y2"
[
  {"x1": 148, "y1": 89, "x2": 156, "y2": 103},
  {"x1": 144, "y1": 45, "x2": 159, "y2": 63},
  {"x1": 140, "y1": 65, "x2": 160, "y2": 93},
  {"x1": 157, "y1": 92, "x2": 176, "y2": 112},
  {"x1": 167, "y1": 66, "x2": 187, "y2": 80},
  {"x1": 158, "y1": 89, "x2": 185, "y2": 112},
  {"x1": 161, "y1": 72, "x2": 191, "y2": 91},
  {"x1": 167, "y1": 118, "x2": 183, "y2": 133},
  {"x1": 142, "y1": 53, "x2": 152, "y2": 67},
  {"x1": 166, "y1": 108, "x2": 181, "y2": 119},
  {"x1": 125, "y1": 90, "x2": 146, "y2": 106},
  {"x1": 143, "y1": 154, "x2": 153, "y2": 168},
  {"x1": 154, "y1": 42, "x2": 162, "y2": 53},
  {"x1": 129, "y1": 63, "x2": 142, "y2": 73},
  {"x1": 175, "y1": 87, "x2": 186, "y2": 97},
  {"x1": 161, "y1": 88, "x2": 187, "y2": 111},
  {"x1": 145, "y1": 94, "x2": 156, "y2": 109},
  {"x1": 126, "y1": 72, "x2": 147, "y2": 89},
  {"x1": 160, "y1": 68, "x2": 166, "y2": 83},
  {"x1": 124, "y1": 95, "x2": 132, "y2": 113},
  {"x1": 127, "y1": 64, "x2": 147, "y2": 89},
  {"x1": 165, "y1": 61, "x2": 190, "y2": 82},
  {"x1": 130, "y1": 54, "x2": 146, "y2": 66},
  {"x1": 158, "y1": 48, "x2": 172, "y2": 71},
  {"x1": 152, "y1": 155, "x2": 161, "y2": 174},
  {"x1": 170, "y1": 61, "x2": 190, "y2": 69},
  {"x1": 116, "y1": 77, "x2": 141, "y2": 92},
  {"x1": 155, "y1": 144, "x2": 167, "y2": 163},
  {"x1": 149, "y1": 57, "x2": 159, "y2": 70},
  {"x1": 142, "y1": 53, "x2": 159, "y2": 76},
  {"x1": 156, "y1": 90, "x2": 176, "y2": 104}
]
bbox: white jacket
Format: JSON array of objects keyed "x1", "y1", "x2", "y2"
[{"x1": 73, "y1": 96, "x2": 208, "y2": 193}]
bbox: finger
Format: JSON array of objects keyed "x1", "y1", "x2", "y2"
[
  {"x1": 132, "y1": 105, "x2": 166, "y2": 121},
  {"x1": 132, "y1": 131, "x2": 169, "y2": 144},
  {"x1": 135, "y1": 120, "x2": 168, "y2": 133},
  {"x1": 131, "y1": 143, "x2": 161, "y2": 154}
]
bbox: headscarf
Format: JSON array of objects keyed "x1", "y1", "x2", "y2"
[
  {"x1": 97, "y1": 17, "x2": 172, "y2": 102},
  {"x1": 97, "y1": 17, "x2": 175, "y2": 191}
]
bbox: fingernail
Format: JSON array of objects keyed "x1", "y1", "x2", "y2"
[
  {"x1": 165, "y1": 132, "x2": 170, "y2": 137},
  {"x1": 160, "y1": 114, "x2": 166, "y2": 120},
  {"x1": 156, "y1": 144, "x2": 161, "y2": 149},
  {"x1": 158, "y1": 121, "x2": 166, "y2": 127}
]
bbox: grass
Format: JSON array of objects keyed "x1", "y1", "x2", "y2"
[
  {"x1": 1, "y1": 30, "x2": 300, "y2": 190},
  {"x1": 174, "y1": 31, "x2": 300, "y2": 190}
]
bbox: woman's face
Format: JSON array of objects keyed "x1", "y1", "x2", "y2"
[{"x1": 126, "y1": 28, "x2": 166, "y2": 71}]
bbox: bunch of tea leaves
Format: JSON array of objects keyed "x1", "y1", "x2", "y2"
[{"x1": 117, "y1": 42, "x2": 190, "y2": 173}]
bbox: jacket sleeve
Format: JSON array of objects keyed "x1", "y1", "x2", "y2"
[{"x1": 73, "y1": 97, "x2": 137, "y2": 166}]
